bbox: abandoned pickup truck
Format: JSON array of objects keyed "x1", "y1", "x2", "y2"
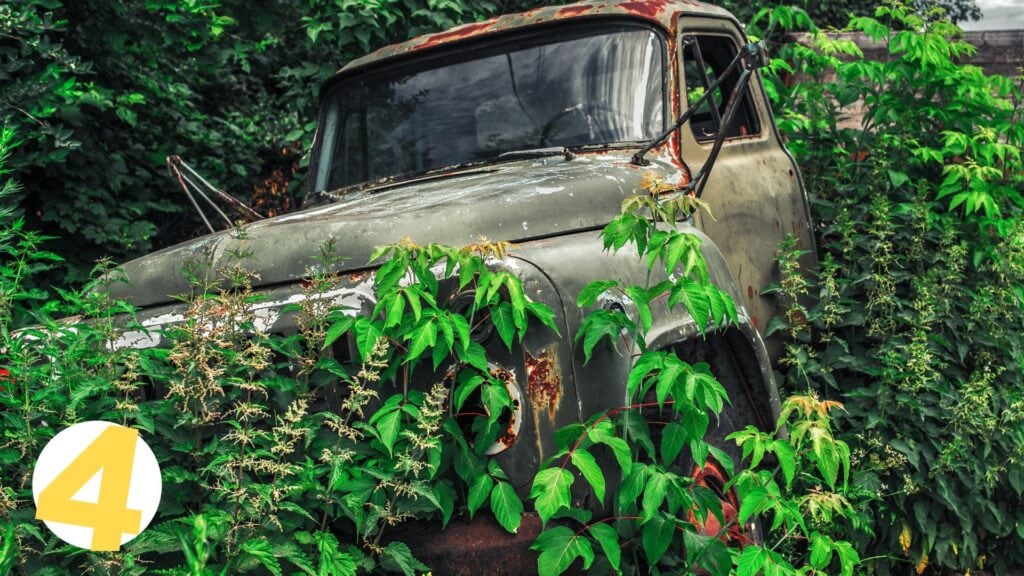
[{"x1": 108, "y1": 0, "x2": 816, "y2": 570}]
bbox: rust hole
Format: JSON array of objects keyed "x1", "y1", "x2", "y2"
[{"x1": 525, "y1": 348, "x2": 561, "y2": 420}]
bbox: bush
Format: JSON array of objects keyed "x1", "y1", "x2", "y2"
[{"x1": 757, "y1": 3, "x2": 1024, "y2": 573}]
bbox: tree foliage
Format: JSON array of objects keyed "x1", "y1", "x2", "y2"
[{"x1": 0, "y1": 0, "x2": 548, "y2": 283}]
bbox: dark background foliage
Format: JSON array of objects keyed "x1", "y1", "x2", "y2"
[{"x1": 1, "y1": 0, "x2": 979, "y2": 284}]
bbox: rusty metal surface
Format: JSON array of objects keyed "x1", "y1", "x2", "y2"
[
  {"x1": 338, "y1": 0, "x2": 736, "y2": 78},
  {"x1": 387, "y1": 513, "x2": 544, "y2": 576},
  {"x1": 525, "y1": 348, "x2": 561, "y2": 421}
]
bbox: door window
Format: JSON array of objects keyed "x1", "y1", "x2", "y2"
[{"x1": 682, "y1": 35, "x2": 761, "y2": 141}]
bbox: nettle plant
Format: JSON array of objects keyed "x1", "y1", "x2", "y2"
[
  {"x1": 755, "y1": 2, "x2": 1024, "y2": 573},
  {"x1": 526, "y1": 177, "x2": 859, "y2": 576},
  {"x1": 0, "y1": 221, "x2": 554, "y2": 574}
]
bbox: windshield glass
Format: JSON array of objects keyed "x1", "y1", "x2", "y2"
[{"x1": 313, "y1": 24, "x2": 666, "y2": 193}]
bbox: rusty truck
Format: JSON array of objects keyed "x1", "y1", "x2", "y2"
[{"x1": 108, "y1": 0, "x2": 816, "y2": 570}]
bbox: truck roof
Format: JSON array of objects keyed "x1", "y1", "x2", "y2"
[{"x1": 335, "y1": 0, "x2": 737, "y2": 76}]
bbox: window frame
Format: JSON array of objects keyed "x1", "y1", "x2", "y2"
[{"x1": 678, "y1": 31, "x2": 765, "y2": 144}]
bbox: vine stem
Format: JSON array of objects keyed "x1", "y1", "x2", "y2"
[
  {"x1": 573, "y1": 515, "x2": 642, "y2": 538},
  {"x1": 559, "y1": 401, "x2": 674, "y2": 470}
]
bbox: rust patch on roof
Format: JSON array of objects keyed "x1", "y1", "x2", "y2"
[
  {"x1": 619, "y1": 0, "x2": 672, "y2": 18},
  {"x1": 338, "y1": 1, "x2": 736, "y2": 77},
  {"x1": 414, "y1": 20, "x2": 498, "y2": 50},
  {"x1": 525, "y1": 348, "x2": 561, "y2": 420},
  {"x1": 556, "y1": 4, "x2": 595, "y2": 17}
]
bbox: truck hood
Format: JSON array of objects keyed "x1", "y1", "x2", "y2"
[{"x1": 111, "y1": 153, "x2": 676, "y2": 307}]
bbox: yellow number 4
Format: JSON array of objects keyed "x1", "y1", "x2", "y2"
[{"x1": 35, "y1": 425, "x2": 143, "y2": 551}]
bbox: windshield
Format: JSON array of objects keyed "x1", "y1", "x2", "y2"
[{"x1": 313, "y1": 24, "x2": 666, "y2": 193}]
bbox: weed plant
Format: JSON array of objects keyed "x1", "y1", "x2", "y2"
[{"x1": 756, "y1": 2, "x2": 1024, "y2": 572}]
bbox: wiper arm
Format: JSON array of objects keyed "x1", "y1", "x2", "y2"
[
  {"x1": 497, "y1": 147, "x2": 576, "y2": 161},
  {"x1": 632, "y1": 40, "x2": 768, "y2": 200}
]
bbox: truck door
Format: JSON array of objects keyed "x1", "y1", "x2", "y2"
[{"x1": 675, "y1": 16, "x2": 817, "y2": 359}]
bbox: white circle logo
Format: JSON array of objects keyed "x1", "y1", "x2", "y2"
[{"x1": 32, "y1": 421, "x2": 162, "y2": 551}]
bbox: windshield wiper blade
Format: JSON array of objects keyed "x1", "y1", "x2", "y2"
[{"x1": 497, "y1": 147, "x2": 576, "y2": 161}]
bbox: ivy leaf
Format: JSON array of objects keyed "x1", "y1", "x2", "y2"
[
  {"x1": 526, "y1": 300, "x2": 559, "y2": 334},
  {"x1": 577, "y1": 280, "x2": 618, "y2": 307},
  {"x1": 450, "y1": 312, "x2": 471, "y2": 352},
  {"x1": 571, "y1": 449, "x2": 606, "y2": 503},
  {"x1": 619, "y1": 462, "x2": 650, "y2": 510},
  {"x1": 454, "y1": 374, "x2": 484, "y2": 412},
  {"x1": 772, "y1": 440, "x2": 797, "y2": 488},
  {"x1": 738, "y1": 485, "x2": 769, "y2": 525},
  {"x1": 459, "y1": 340, "x2": 488, "y2": 371},
  {"x1": 683, "y1": 530, "x2": 731, "y2": 576},
  {"x1": 669, "y1": 278, "x2": 712, "y2": 332},
  {"x1": 587, "y1": 420, "x2": 631, "y2": 474},
  {"x1": 491, "y1": 301, "x2": 516, "y2": 351},
  {"x1": 625, "y1": 285, "x2": 652, "y2": 333},
  {"x1": 833, "y1": 540, "x2": 860, "y2": 576},
  {"x1": 641, "y1": 469, "x2": 669, "y2": 522},
  {"x1": 681, "y1": 403, "x2": 710, "y2": 447},
  {"x1": 490, "y1": 480, "x2": 523, "y2": 534},
  {"x1": 353, "y1": 317, "x2": 383, "y2": 362},
  {"x1": 656, "y1": 358, "x2": 685, "y2": 408},
  {"x1": 467, "y1": 473, "x2": 493, "y2": 517},
  {"x1": 809, "y1": 532, "x2": 833, "y2": 569},
  {"x1": 532, "y1": 526, "x2": 595, "y2": 576},
  {"x1": 661, "y1": 421, "x2": 687, "y2": 465},
  {"x1": 383, "y1": 292, "x2": 406, "y2": 329},
  {"x1": 435, "y1": 481, "x2": 456, "y2": 527},
  {"x1": 588, "y1": 523, "x2": 622, "y2": 575},
  {"x1": 530, "y1": 468, "x2": 574, "y2": 523},
  {"x1": 736, "y1": 545, "x2": 768, "y2": 576},
  {"x1": 627, "y1": 351, "x2": 664, "y2": 399},
  {"x1": 641, "y1": 512, "x2": 674, "y2": 566},
  {"x1": 555, "y1": 423, "x2": 586, "y2": 450},
  {"x1": 576, "y1": 309, "x2": 635, "y2": 363},
  {"x1": 505, "y1": 274, "x2": 527, "y2": 332},
  {"x1": 404, "y1": 317, "x2": 437, "y2": 363}
]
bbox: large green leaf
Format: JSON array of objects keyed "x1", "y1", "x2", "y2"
[
  {"x1": 570, "y1": 449, "x2": 606, "y2": 503},
  {"x1": 530, "y1": 468, "x2": 574, "y2": 523},
  {"x1": 490, "y1": 480, "x2": 523, "y2": 534},
  {"x1": 641, "y1": 512, "x2": 674, "y2": 566},
  {"x1": 532, "y1": 526, "x2": 595, "y2": 576}
]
